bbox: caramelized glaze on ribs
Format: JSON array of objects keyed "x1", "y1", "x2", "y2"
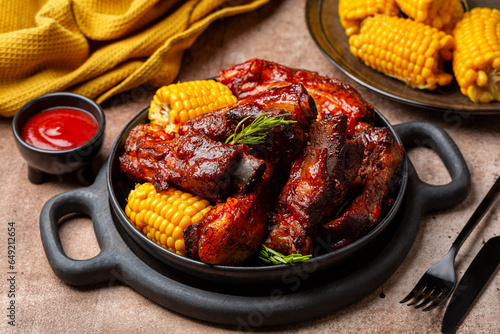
[
  {"x1": 264, "y1": 115, "x2": 364, "y2": 255},
  {"x1": 179, "y1": 83, "x2": 315, "y2": 176},
  {"x1": 216, "y1": 58, "x2": 375, "y2": 137},
  {"x1": 179, "y1": 83, "x2": 317, "y2": 141},
  {"x1": 321, "y1": 126, "x2": 404, "y2": 250},
  {"x1": 119, "y1": 123, "x2": 266, "y2": 202}
]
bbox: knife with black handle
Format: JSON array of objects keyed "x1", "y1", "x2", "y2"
[
  {"x1": 441, "y1": 235, "x2": 500, "y2": 334},
  {"x1": 441, "y1": 175, "x2": 500, "y2": 334}
]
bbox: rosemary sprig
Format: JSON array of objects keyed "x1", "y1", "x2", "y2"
[
  {"x1": 335, "y1": 197, "x2": 354, "y2": 217},
  {"x1": 257, "y1": 244, "x2": 312, "y2": 265},
  {"x1": 225, "y1": 113, "x2": 297, "y2": 145}
]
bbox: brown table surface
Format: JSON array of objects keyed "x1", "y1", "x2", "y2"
[{"x1": 1, "y1": 1, "x2": 499, "y2": 333}]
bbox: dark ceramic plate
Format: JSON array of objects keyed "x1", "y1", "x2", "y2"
[{"x1": 305, "y1": 0, "x2": 500, "y2": 114}]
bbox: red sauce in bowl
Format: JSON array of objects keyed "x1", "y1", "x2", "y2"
[{"x1": 21, "y1": 107, "x2": 99, "y2": 150}]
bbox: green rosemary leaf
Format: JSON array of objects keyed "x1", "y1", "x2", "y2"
[
  {"x1": 225, "y1": 113, "x2": 297, "y2": 145},
  {"x1": 257, "y1": 245, "x2": 312, "y2": 265},
  {"x1": 335, "y1": 197, "x2": 354, "y2": 217}
]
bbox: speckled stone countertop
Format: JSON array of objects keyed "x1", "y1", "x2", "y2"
[{"x1": 1, "y1": 1, "x2": 499, "y2": 333}]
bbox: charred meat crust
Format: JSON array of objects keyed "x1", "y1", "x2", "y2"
[
  {"x1": 264, "y1": 115, "x2": 364, "y2": 255},
  {"x1": 216, "y1": 58, "x2": 375, "y2": 137},
  {"x1": 321, "y1": 126, "x2": 405, "y2": 250},
  {"x1": 119, "y1": 124, "x2": 267, "y2": 202}
]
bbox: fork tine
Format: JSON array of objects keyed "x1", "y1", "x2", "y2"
[
  {"x1": 407, "y1": 284, "x2": 432, "y2": 306},
  {"x1": 414, "y1": 287, "x2": 438, "y2": 309},
  {"x1": 422, "y1": 289, "x2": 450, "y2": 311},
  {"x1": 400, "y1": 290, "x2": 417, "y2": 303},
  {"x1": 400, "y1": 279, "x2": 427, "y2": 303},
  {"x1": 400, "y1": 291, "x2": 416, "y2": 304}
]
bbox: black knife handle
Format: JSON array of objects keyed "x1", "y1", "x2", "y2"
[
  {"x1": 449, "y1": 175, "x2": 500, "y2": 258},
  {"x1": 442, "y1": 235, "x2": 500, "y2": 334}
]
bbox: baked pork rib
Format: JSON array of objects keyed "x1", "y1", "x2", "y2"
[
  {"x1": 179, "y1": 83, "x2": 317, "y2": 141},
  {"x1": 180, "y1": 83, "x2": 316, "y2": 173},
  {"x1": 264, "y1": 114, "x2": 364, "y2": 256},
  {"x1": 216, "y1": 58, "x2": 375, "y2": 137},
  {"x1": 119, "y1": 123, "x2": 266, "y2": 203},
  {"x1": 321, "y1": 126, "x2": 405, "y2": 250},
  {"x1": 181, "y1": 86, "x2": 320, "y2": 265},
  {"x1": 184, "y1": 165, "x2": 274, "y2": 265}
]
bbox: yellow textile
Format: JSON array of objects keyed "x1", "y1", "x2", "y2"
[{"x1": 0, "y1": 0, "x2": 269, "y2": 117}]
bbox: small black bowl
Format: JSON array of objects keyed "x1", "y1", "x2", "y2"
[{"x1": 12, "y1": 92, "x2": 106, "y2": 185}]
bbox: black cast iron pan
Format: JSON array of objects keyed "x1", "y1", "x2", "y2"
[
  {"x1": 40, "y1": 108, "x2": 470, "y2": 327},
  {"x1": 109, "y1": 108, "x2": 409, "y2": 286}
]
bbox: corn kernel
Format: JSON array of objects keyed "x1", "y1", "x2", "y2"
[
  {"x1": 175, "y1": 239, "x2": 185, "y2": 253},
  {"x1": 348, "y1": 14, "x2": 454, "y2": 90},
  {"x1": 477, "y1": 71, "x2": 489, "y2": 87},
  {"x1": 453, "y1": 8, "x2": 500, "y2": 103},
  {"x1": 148, "y1": 80, "x2": 237, "y2": 133},
  {"x1": 167, "y1": 237, "x2": 175, "y2": 249},
  {"x1": 124, "y1": 182, "x2": 213, "y2": 256},
  {"x1": 396, "y1": 0, "x2": 459, "y2": 28}
]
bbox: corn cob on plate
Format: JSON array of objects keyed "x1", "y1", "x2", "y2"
[
  {"x1": 148, "y1": 79, "x2": 237, "y2": 132},
  {"x1": 306, "y1": 0, "x2": 500, "y2": 113}
]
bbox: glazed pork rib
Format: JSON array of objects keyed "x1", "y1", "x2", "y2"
[
  {"x1": 180, "y1": 83, "x2": 316, "y2": 172},
  {"x1": 321, "y1": 126, "x2": 405, "y2": 250},
  {"x1": 179, "y1": 83, "x2": 317, "y2": 141},
  {"x1": 264, "y1": 114, "x2": 364, "y2": 256},
  {"x1": 216, "y1": 58, "x2": 375, "y2": 137},
  {"x1": 181, "y1": 86, "x2": 321, "y2": 265},
  {"x1": 119, "y1": 123, "x2": 266, "y2": 202},
  {"x1": 184, "y1": 165, "x2": 274, "y2": 265}
]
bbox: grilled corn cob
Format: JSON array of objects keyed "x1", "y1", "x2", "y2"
[
  {"x1": 338, "y1": 0, "x2": 400, "y2": 36},
  {"x1": 452, "y1": 7, "x2": 500, "y2": 103},
  {"x1": 396, "y1": 0, "x2": 459, "y2": 28},
  {"x1": 149, "y1": 80, "x2": 237, "y2": 132},
  {"x1": 125, "y1": 182, "x2": 212, "y2": 256},
  {"x1": 441, "y1": 0, "x2": 465, "y2": 34},
  {"x1": 349, "y1": 14, "x2": 455, "y2": 90}
]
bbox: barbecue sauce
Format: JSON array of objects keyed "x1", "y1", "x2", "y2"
[{"x1": 21, "y1": 107, "x2": 98, "y2": 150}]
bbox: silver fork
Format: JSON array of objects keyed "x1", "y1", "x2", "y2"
[{"x1": 400, "y1": 175, "x2": 500, "y2": 311}]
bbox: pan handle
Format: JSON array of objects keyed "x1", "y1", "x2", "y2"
[
  {"x1": 39, "y1": 165, "x2": 117, "y2": 286},
  {"x1": 394, "y1": 121, "x2": 471, "y2": 213}
]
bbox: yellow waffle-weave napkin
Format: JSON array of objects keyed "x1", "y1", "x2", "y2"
[{"x1": 0, "y1": 0, "x2": 269, "y2": 117}]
